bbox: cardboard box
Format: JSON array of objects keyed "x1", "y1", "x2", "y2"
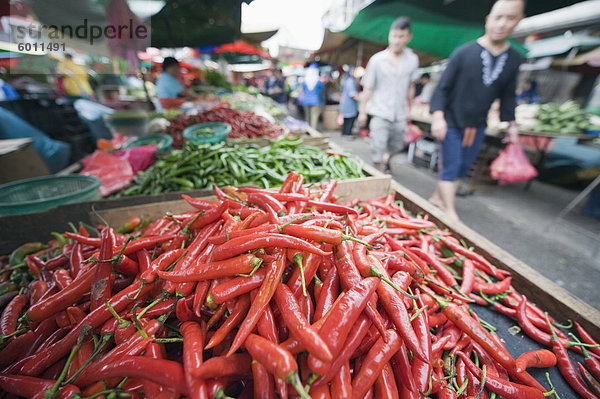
[{"x1": 0, "y1": 139, "x2": 50, "y2": 184}]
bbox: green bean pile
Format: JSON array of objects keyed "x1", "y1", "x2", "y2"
[{"x1": 118, "y1": 137, "x2": 364, "y2": 196}]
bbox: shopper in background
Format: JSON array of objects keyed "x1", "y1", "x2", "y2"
[
  {"x1": 156, "y1": 57, "x2": 199, "y2": 100},
  {"x1": 359, "y1": 17, "x2": 419, "y2": 172},
  {"x1": 339, "y1": 66, "x2": 360, "y2": 140},
  {"x1": 300, "y1": 63, "x2": 324, "y2": 130},
  {"x1": 516, "y1": 79, "x2": 541, "y2": 104},
  {"x1": 266, "y1": 68, "x2": 287, "y2": 105},
  {"x1": 428, "y1": 0, "x2": 523, "y2": 223},
  {"x1": 58, "y1": 54, "x2": 94, "y2": 99}
]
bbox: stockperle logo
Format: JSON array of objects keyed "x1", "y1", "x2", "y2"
[{"x1": 13, "y1": 18, "x2": 149, "y2": 46}]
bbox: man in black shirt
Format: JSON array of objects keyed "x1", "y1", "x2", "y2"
[{"x1": 428, "y1": 0, "x2": 523, "y2": 223}]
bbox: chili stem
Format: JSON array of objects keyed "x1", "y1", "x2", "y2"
[
  {"x1": 44, "y1": 342, "x2": 79, "y2": 398},
  {"x1": 369, "y1": 266, "x2": 418, "y2": 299},
  {"x1": 293, "y1": 254, "x2": 308, "y2": 297},
  {"x1": 476, "y1": 364, "x2": 487, "y2": 399}
]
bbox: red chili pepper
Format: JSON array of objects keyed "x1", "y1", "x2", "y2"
[
  {"x1": 140, "y1": 248, "x2": 186, "y2": 283},
  {"x1": 244, "y1": 333, "x2": 308, "y2": 398},
  {"x1": 0, "y1": 374, "x2": 80, "y2": 398},
  {"x1": 515, "y1": 349, "x2": 557, "y2": 373},
  {"x1": 21, "y1": 280, "x2": 152, "y2": 376},
  {"x1": 306, "y1": 199, "x2": 359, "y2": 215},
  {"x1": 455, "y1": 351, "x2": 544, "y2": 399},
  {"x1": 433, "y1": 294, "x2": 546, "y2": 392},
  {"x1": 252, "y1": 359, "x2": 275, "y2": 399},
  {"x1": 547, "y1": 316, "x2": 597, "y2": 398},
  {"x1": 274, "y1": 283, "x2": 332, "y2": 362},
  {"x1": 211, "y1": 233, "x2": 331, "y2": 262},
  {"x1": 576, "y1": 322, "x2": 600, "y2": 358},
  {"x1": 227, "y1": 248, "x2": 286, "y2": 356},
  {"x1": 80, "y1": 356, "x2": 188, "y2": 395},
  {"x1": 313, "y1": 266, "x2": 339, "y2": 321},
  {"x1": 247, "y1": 192, "x2": 286, "y2": 215},
  {"x1": 473, "y1": 276, "x2": 512, "y2": 294},
  {"x1": 331, "y1": 360, "x2": 352, "y2": 398},
  {"x1": 211, "y1": 268, "x2": 267, "y2": 304},
  {"x1": 440, "y1": 238, "x2": 508, "y2": 279},
  {"x1": 205, "y1": 294, "x2": 250, "y2": 349},
  {"x1": 208, "y1": 224, "x2": 278, "y2": 245},
  {"x1": 351, "y1": 329, "x2": 402, "y2": 399},
  {"x1": 90, "y1": 227, "x2": 116, "y2": 311},
  {"x1": 26, "y1": 266, "x2": 95, "y2": 322},
  {"x1": 313, "y1": 313, "x2": 371, "y2": 387},
  {"x1": 392, "y1": 341, "x2": 419, "y2": 394},
  {"x1": 188, "y1": 201, "x2": 229, "y2": 230},
  {"x1": 578, "y1": 362, "x2": 600, "y2": 397},
  {"x1": 374, "y1": 362, "x2": 399, "y2": 399},
  {"x1": 158, "y1": 254, "x2": 260, "y2": 282},
  {"x1": 411, "y1": 294, "x2": 432, "y2": 394},
  {"x1": 52, "y1": 269, "x2": 73, "y2": 291},
  {"x1": 63, "y1": 232, "x2": 101, "y2": 246},
  {"x1": 180, "y1": 321, "x2": 208, "y2": 399},
  {"x1": 69, "y1": 242, "x2": 83, "y2": 279},
  {"x1": 0, "y1": 293, "x2": 27, "y2": 336},
  {"x1": 0, "y1": 330, "x2": 36, "y2": 368},
  {"x1": 192, "y1": 353, "x2": 253, "y2": 379},
  {"x1": 255, "y1": 302, "x2": 287, "y2": 399},
  {"x1": 460, "y1": 258, "x2": 475, "y2": 295},
  {"x1": 163, "y1": 221, "x2": 222, "y2": 295},
  {"x1": 577, "y1": 344, "x2": 600, "y2": 380},
  {"x1": 307, "y1": 277, "x2": 380, "y2": 375}
]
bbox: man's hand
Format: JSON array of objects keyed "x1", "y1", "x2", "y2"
[
  {"x1": 358, "y1": 112, "x2": 368, "y2": 127},
  {"x1": 431, "y1": 112, "x2": 447, "y2": 141},
  {"x1": 504, "y1": 122, "x2": 519, "y2": 143}
]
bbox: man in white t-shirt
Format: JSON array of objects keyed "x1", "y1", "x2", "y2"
[{"x1": 359, "y1": 17, "x2": 419, "y2": 172}]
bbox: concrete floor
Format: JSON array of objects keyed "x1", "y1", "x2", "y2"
[{"x1": 322, "y1": 128, "x2": 600, "y2": 309}]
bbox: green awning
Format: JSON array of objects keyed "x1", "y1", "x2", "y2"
[{"x1": 343, "y1": 1, "x2": 527, "y2": 59}]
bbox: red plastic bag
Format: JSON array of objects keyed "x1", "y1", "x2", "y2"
[
  {"x1": 490, "y1": 143, "x2": 538, "y2": 185},
  {"x1": 404, "y1": 122, "x2": 423, "y2": 145},
  {"x1": 80, "y1": 151, "x2": 134, "y2": 196},
  {"x1": 113, "y1": 145, "x2": 157, "y2": 173}
]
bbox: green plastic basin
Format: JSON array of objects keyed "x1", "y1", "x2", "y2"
[
  {"x1": 124, "y1": 134, "x2": 173, "y2": 153},
  {"x1": 183, "y1": 122, "x2": 231, "y2": 145},
  {"x1": 0, "y1": 175, "x2": 101, "y2": 216}
]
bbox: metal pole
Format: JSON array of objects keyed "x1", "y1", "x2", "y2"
[{"x1": 356, "y1": 40, "x2": 363, "y2": 67}]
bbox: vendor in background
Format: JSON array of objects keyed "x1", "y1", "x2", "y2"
[
  {"x1": 299, "y1": 63, "x2": 324, "y2": 130},
  {"x1": 339, "y1": 66, "x2": 360, "y2": 140},
  {"x1": 265, "y1": 68, "x2": 287, "y2": 105},
  {"x1": 58, "y1": 54, "x2": 94, "y2": 99},
  {"x1": 428, "y1": 0, "x2": 523, "y2": 223},
  {"x1": 516, "y1": 79, "x2": 541, "y2": 104},
  {"x1": 156, "y1": 57, "x2": 199, "y2": 101},
  {"x1": 415, "y1": 73, "x2": 430, "y2": 97}
]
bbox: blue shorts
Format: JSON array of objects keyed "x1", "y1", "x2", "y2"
[{"x1": 438, "y1": 127, "x2": 486, "y2": 181}]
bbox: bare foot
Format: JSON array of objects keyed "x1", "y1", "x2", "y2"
[
  {"x1": 428, "y1": 197, "x2": 445, "y2": 210},
  {"x1": 445, "y1": 211, "x2": 463, "y2": 225}
]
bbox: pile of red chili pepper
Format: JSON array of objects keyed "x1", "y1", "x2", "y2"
[
  {"x1": 1, "y1": 171, "x2": 600, "y2": 399},
  {"x1": 167, "y1": 107, "x2": 284, "y2": 148}
]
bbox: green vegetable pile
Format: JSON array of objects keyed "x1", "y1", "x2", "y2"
[
  {"x1": 533, "y1": 100, "x2": 591, "y2": 134},
  {"x1": 118, "y1": 137, "x2": 365, "y2": 196}
]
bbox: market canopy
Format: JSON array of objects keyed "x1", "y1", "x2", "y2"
[
  {"x1": 214, "y1": 41, "x2": 270, "y2": 58},
  {"x1": 150, "y1": 0, "x2": 253, "y2": 48},
  {"x1": 343, "y1": 0, "x2": 577, "y2": 59},
  {"x1": 525, "y1": 33, "x2": 600, "y2": 59},
  {"x1": 312, "y1": 28, "x2": 439, "y2": 67}
]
